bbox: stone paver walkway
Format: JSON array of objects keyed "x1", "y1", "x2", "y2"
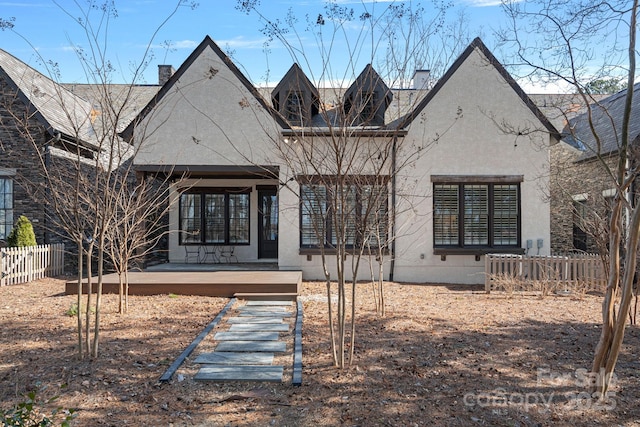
[{"x1": 193, "y1": 300, "x2": 299, "y2": 383}]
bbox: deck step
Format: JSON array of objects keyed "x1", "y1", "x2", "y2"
[
  {"x1": 238, "y1": 310, "x2": 292, "y2": 317},
  {"x1": 237, "y1": 305, "x2": 289, "y2": 312},
  {"x1": 245, "y1": 300, "x2": 292, "y2": 306},
  {"x1": 234, "y1": 292, "x2": 298, "y2": 301}
]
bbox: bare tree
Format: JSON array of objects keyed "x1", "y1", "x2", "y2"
[
  {"x1": 105, "y1": 168, "x2": 184, "y2": 314},
  {"x1": 0, "y1": 0, "x2": 196, "y2": 358},
  {"x1": 238, "y1": 0, "x2": 469, "y2": 368},
  {"x1": 499, "y1": 0, "x2": 638, "y2": 397}
]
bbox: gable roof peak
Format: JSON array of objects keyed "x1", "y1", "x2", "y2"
[
  {"x1": 394, "y1": 36, "x2": 558, "y2": 138},
  {"x1": 122, "y1": 35, "x2": 288, "y2": 139},
  {"x1": 344, "y1": 64, "x2": 392, "y2": 107},
  {"x1": 272, "y1": 63, "x2": 319, "y2": 96}
]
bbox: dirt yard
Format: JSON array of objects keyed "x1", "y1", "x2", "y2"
[{"x1": 0, "y1": 277, "x2": 638, "y2": 426}]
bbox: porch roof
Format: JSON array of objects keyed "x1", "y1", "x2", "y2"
[{"x1": 135, "y1": 164, "x2": 279, "y2": 179}]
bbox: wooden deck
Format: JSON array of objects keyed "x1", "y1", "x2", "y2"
[{"x1": 65, "y1": 270, "x2": 302, "y2": 298}]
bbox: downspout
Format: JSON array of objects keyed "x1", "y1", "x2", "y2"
[{"x1": 389, "y1": 135, "x2": 397, "y2": 281}]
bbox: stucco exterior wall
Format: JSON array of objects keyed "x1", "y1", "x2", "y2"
[
  {"x1": 133, "y1": 45, "x2": 280, "y2": 167},
  {"x1": 392, "y1": 47, "x2": 552, "y2": 284}
]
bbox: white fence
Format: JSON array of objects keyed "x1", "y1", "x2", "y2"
[
  {"x1": 0, "y1": 244, "x2": 65, "y2": 286},
  {"x1": 485, "y1": 253, "x2": 607, "y2": 294}
]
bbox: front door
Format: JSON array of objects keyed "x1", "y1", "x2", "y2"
[{"x1": 258, "y1": 187, "x2": 278, "y2": 259}]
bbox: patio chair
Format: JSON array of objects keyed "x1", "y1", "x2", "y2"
[
  {"x1": 184, "y1": 245, "x2": 202, "y2": 263},
  {"x1": 219, "y1": 246, "x2": 238, "y2": 263},
  {"x1": 201, "y1": 245, "x2": 220, "y2": 263}
]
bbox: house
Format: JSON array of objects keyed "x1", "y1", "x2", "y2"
[
  {"x1": 0, "y1": 48, "x2": 99, "y2": 245},
  {"x1": 550, "y1": 85, "x2": 640, "y2": 255},
  {"x1": 124, "y1": 35, "x2": 558, "y2": 285},
  {"x1": 0, "y1": 47, "x2": 158, "y2": 273}
]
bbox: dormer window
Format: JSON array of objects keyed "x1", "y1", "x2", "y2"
[
  {"x1": 344, "y1": 65, "x2": 392, "y2": 126},
  {"x1": 358, "y1": 91, "x2": 378, "y2": 124},
  {"x1": 272, "y1": 64, "x2": 319, "y2": 127},
  {"x1": 285, "y1": 91, "x2": 304, "y2": 125}
]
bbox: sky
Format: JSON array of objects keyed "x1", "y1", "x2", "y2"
[{"x1": 0, "y1": 0, "x2": 623, "y2": 93}]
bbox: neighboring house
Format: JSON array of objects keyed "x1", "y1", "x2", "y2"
[
  {"x1": 0, "y1": 48, "x2": 98, "y2": 245},
  {"x1": 0, "y1": 48, "x2": 158, "y2": 260},
  {"x1": 124, "y1": 35, "x2": 558, "y2": 285},
  {"x1": 550, "y1": 85, "x2": 640, "y2": 254}
]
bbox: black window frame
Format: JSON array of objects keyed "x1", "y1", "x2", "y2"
[
  {"x1": 299, "y1": 176, "x2": 389, "y2": 251},
  {"x1": 572, "y1": 199, "x2": 588, "y2": 251},
  {"x1": 178, "y1": 187, "x2": 251, "y2": 246},
  {"x1": 432, "y1": 178, "x2": 522, "y2": 254},
  {"x1": 0, "y1": 177, "x2": 13, "y2": 241}
]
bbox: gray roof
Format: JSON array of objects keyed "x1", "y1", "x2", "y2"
[
  {"x1": 562, "y1": 84, "x2": 640, "y2": 160},
  {"x1": 0, "y1": 48, "x2": 97, "y2": 146},
  {"x1": 63, "y1": 83, "x2": 160, "y2": 133},
  {"x1": 257, "y1": 86, "x2": 427, "y2": 128}
]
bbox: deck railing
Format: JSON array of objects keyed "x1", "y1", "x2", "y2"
[
  {"x1": 485, "y1": 253, "x2": 606, "y2": 294},
  {"x1": 0, "y1": 244, "x2": 65, "y2": 286}
]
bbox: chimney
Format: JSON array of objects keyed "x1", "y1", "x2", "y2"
[
  {"x1": 158, "y1": 65, "x2": 175, "y2": 86},
  {"x1": 412, "y1": 69, "x2": 431, "y2": 90}
]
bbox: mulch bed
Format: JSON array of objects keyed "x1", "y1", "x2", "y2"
[{"x1": 0, "y1": 277, "x2": 638, "y2": 426}]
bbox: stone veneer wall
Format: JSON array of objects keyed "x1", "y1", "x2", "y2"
[
  {"x1": 0, "y1": 75, "x2": 48, "y2": 245},
  {"x1": 0, "y1": 74, "x2": 91, "y2": 274},
  {"x1": 550, "y1": 141, "x2": 618, "y2": 254}
]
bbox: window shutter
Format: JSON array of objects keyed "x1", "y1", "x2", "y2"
[
  {"x1": 493, "y1": 184, "x2": 518, "y2": 245},
  {"x1": 434, "y1": 184, "x2": 459, "y2": 245},
  {"x1": 463, "y1": 185, "x2": 488, "y2": 245}
]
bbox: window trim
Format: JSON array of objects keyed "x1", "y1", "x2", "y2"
[
  {"x1": 178, "y1": 187, "x2": 251, "y2": 246},
  {"x1": 432, "y1": 176, "x2": 523, "y2": 255}
]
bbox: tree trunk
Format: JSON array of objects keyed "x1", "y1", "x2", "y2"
[
  {"x1": 595, "y1": 201, "x2": 640, "y2": 396},
  {"x1": 84, "y1": 244, "x2": 92, "y2": 356},
  {"x1": 76, "y1": 240, "x2": 84, "y2": 360},
  {"x1": 92, "y1": 238, "x2": 105, "y2": 358}
]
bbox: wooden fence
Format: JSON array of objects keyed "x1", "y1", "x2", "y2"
[
  {"x1": 485, "y1": 253, "x2": 607, "y2": 294},
  {"x1": 0, "y1": 244, "x2": 65, "y2": 286}
]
